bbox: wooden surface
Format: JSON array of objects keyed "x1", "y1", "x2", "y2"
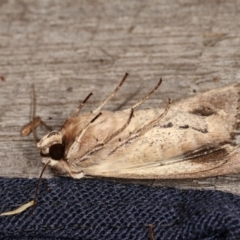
[{"x1": 1, "y1": 0, "x2": 240, "y2": 194}]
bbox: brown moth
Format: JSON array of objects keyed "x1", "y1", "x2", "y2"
[{"x1": 35, "y1": 74, "x2": 240, "y2": 179}]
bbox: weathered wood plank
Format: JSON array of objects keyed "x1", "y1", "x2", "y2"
[{"x1": 0, "y1": 0, "x2": 240, "y2": 193}]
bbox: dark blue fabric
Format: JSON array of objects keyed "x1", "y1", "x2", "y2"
[{"x1": 1, "y1": 177, "x2": 240, "y2": 240}]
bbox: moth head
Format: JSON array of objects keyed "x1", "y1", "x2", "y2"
[{"x1": 37, "y1": 131, "x2": 65, "y2": 162}]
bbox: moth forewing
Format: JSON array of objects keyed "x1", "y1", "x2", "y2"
[{"x1": 36, "y1": 80, "x2": 240, "y2": 179}]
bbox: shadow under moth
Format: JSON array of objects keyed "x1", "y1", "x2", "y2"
[{"x1": 29, "y1": 74, "x2": 240, "y2": 179}]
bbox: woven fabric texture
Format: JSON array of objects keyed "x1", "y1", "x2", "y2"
[{"x1": 1, "y1": 177, "x2": 240, "y2": 240}]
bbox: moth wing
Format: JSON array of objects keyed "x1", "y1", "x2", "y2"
[
  {"x1": 95, "y1": 146, "x2": 240, "y2": 179},
  {"x1": 173, "y1": 84, "x2": 240, "y2": 133}
]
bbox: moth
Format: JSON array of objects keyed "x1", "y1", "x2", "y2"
[{"x1": 27, "y1": 74, "x2": 240, "y2": 179}]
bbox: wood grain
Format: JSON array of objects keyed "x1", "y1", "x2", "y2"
[{"x1": 0, "y1": 0, "x2": 240, "y2": 194}]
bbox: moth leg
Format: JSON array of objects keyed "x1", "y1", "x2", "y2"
[
  {"x1": 76, "y1": 112, "x2": 102, "y2": 143},
  {"x1": 109, "y1": 99, "x2": 171, "y2": 155},
  {"x1": 67, "y1": 112, "x2": 103, "y2": 164},
  {"x1": 70, "y1": 92, "x2": 93, "y2": 118},
  {"x1": 131, "y1": 78, "x2": 162, "y2": 109},
  {"x1": 66, "y1": 76, "x2": 164, "y2": 161},
  {"x1": 148, "y1": 224, "x2": 155, "y2": 240},
  {"x1": 21, "y1": 118, "x2": 52, "y2": 146},
  {"x1": 0, "y1": 200, "x2": 34, "y2": 216},
  {"x1": 79, "y1": 108, "x2": 134, "y2": 160},
  {"x1": 103, "y1": 108, "x2": 134, "y2": 144},
  {"x1": 21, "y1": 117, "x2": 52, "y2": 137},
  {"x1": 135, "y1": 98, "x2": 171, "y2": 136},
  {"x1": 93, "y1": 73, "x2": 129, "y2": 113}
]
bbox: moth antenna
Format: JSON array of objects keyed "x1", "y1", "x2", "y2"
[
  {"x1": 109, "y1": 98, "x2": 171, "y2": 155},
  {"x1": 76, "y1": 112, "x2": 102, "y2": 143},
  {"x1": 71, "y1": 92, "x2": 93, "y2": 117},
  {"x1": 93, "y1": 73, "x2": 129, "y2": 114},
  {"x1": 21, "y1": 85, "x2": 52, "y2": 142},
  {"x1": 79, "y1": 108, "x2": 134, "y2": 160},
  {"x1": 31, "y1": 161, "x2": 50, "y2": 214},
  {"x1": 32, "y1": 84, "x2": 38, "y2": 145},
  {"x1": 131, "y1": 78, "x2": 162, "y2": 109}
]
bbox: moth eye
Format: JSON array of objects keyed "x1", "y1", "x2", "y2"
[{"x1": 49, "y1": 144, "x2": 64, "y2": 160}]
